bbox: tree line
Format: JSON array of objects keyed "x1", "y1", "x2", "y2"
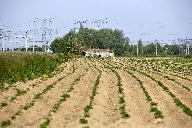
[{"x1": 50, "y1": 27, "x2": 191, "y2": 56}]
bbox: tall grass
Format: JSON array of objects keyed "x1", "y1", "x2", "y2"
[{"x1": 0, "y1": 52, "x2": 72, "y2": 90}]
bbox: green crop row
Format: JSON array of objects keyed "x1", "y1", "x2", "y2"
[
  {"x1": 0, "y1": 74, "x2": 69, "y2": 127},
  {"x1": 135, "y1": 69, "x2": 192, "y2": 118},
  {"x1": 80, "y1": 71, "x2": 101, "y2": 127},
  {"x1": 39, "y1": 69, "x2": 88, "y2": 128},
  {"x1": 101, "y1": 60, "x2": 130, "y2": 119},
  {"x1": 126, "y1": 70, "x2": 164, "y2": 119}
]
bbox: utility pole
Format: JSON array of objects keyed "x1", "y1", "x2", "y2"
[
  {"x1": 25, "y1": 37, "x2": 28, "y2": 52},
  {"x1": 91, "y1": 18, "x2": 108, "y2": 28},
  {"x1": 178, "y1": 39, "x2": 181, "y2": 56},
  {"x1": 137, "y1": 42, "x2": 139, "y2": 55},
  {"x1": 179, "y1": 42, "x2": 181, "y2": 56},
  {"x1": 0, "y1": 36, "x2": 5, "y2": 52},
  {"x1": 155, "y1": 40, "x2": 158, "y2": 56},
  {"x1": 132, "y1": 41, "x2": 135, "y2": 55},
  {"x1": 187, "y1": 44, "x2": 190, "y2": 55},
  {"x1": 33, "y1": 18, "x2": 55, "y2": 53},
  {"x1": 0, "y1": 28, "x2": 4, "y2": 52},
  {"x1": 32, "y1": 37, "x2": 35, "y2": 52}
]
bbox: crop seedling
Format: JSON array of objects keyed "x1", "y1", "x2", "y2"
[
  {"x1": 0, "y1": 102, "x2": 8, "y2": 108},
  {"x1": 79, "y1": 118, "x2": 88, "y2": 124},
  {"x1": 1, "y1": 119, "x2": 11, "y2": 128},
  {"x1": 39, "y1": 118, "x2": 50, "y2": 128}
]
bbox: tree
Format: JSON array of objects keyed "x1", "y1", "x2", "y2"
[{"x1": 50, "y1": 28, "x2": 130, "y2": 56}]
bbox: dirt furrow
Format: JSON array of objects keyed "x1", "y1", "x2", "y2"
[
  {"x1": 0, "y1": 59, "x2": 85, "y2": 121},
  {"x1": 10, "y1": 63, "x2": 89, "y2": 128},
  {"x1": 114, "y1": 69, "x2": 160, "y2": 127},
  {"x1": 154, "y1": 71, "x2": 192, "y2": 91},
  {"x1": 87, "y1": 67, "x2": 120, "y2": 128},
  {"x1": 48, "y1": 67, "x2": 98, "y2": 128},
  {"x1": 131, "y1": 70, "x2": 192, "y2": 128},
  {"x1": 146, "y1": 71, "x2": 192, "y2": 108},
  {"x1": 0, "y1": 60, "x2": 75, "y2": 103}
]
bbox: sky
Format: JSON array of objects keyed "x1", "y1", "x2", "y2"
[{"x1": 0, "y1": 0, "x2": 192, "y2": 44}]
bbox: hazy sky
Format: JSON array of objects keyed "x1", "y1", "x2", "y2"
[{"x1": 0, "y1": 0, "x2": 192, "y2": 42}]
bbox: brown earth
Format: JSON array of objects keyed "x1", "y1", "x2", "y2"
[{"x1": 0, "y1": 57, "x2": 192, "y2": 128}]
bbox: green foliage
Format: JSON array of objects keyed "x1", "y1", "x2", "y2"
[
  {"x1": 0, "y1": 102, "x2": 7, "y2": 108},
  {"x1": 1, "y1": 120, "x2": 11, "y2": 128},
  {"x1": 119, "y1": 104, "x2": 130, "y2": 118},
  {"x1": 50, "y1": 28, "x2": 130, "y2": 56},
  {"x1": 39, "y1": 118, "x2": 50, "y2": 128},
  {"x1": 10, "y1": 89, "x2": 27, "y2": 102},
  {"x1": 80, "y1": 73, "x2": 101, "y2": 126},
  {"x1": 103, "y1": 62, "x2": 130, "y2": 118},
  {"x1": 150, "y1": 107, "x2": 164, "y2": 119},
  {"x1": 79, "y1": 118, "x2": 88, "y2": 124},
  {"x1": 0, "y1": 53, "x2": 71, "y2": 91},
  {"x1": 135, "y1": 68, "x2": 192, "y2": 118},
  {"x1": 61, "y1": 93, "x2": 70, "y2": 100},
  {"x1": 23, "y1": 102, "x2": 34, "y2": 110},
  {"x1": 125, "y1": 70, "x2": 163, "y2": 119}
]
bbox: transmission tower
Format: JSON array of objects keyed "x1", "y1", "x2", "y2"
[
  {"x1": 92, "y1": 18, "x2": 108, "y2": 28},
  {"x1": 33, "y1": 17, "x2": 55, "y2": 52}
]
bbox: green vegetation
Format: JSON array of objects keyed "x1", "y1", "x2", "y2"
[
  {"x1": 102, "y1": 61, "x2": 130, "y2": 118},
  {"x1": 0, "y1": 53, "x2": 72, "y2": 91},
  {"x1": 0, "y1": 69, "x2": 75, "y2": 127},
  {"x1": 10, "y1": 89, "x2": 27, "y2": 102},
  {"x1": 164, "y1": 76, "x2": 190, "y2": 92},
  {"x1": 0, "y1": 119, "x2": 11, "y2": 128},
  {"x1": 39, "y1": 73, "x2": 86, "y2": 128},
  {"x1": 0, "y1": 102, "x2": 7, "y2": 108},
  {"x1": 39, "y1": 118, "x2": 50, "y2": 128},
  {"x1": 79, "y1": 118, "x2": 88, "y2": 124},
  {"x1": 80, "y1": 72, "x2": 101, "y2": 127},
  {"x1": 135, "y1": 69, "x2": 192, "y2": 118},
  {"x1": 50, "y1": 27, "x2": 192, "y2": 57},
  {"x1": 125, "y1": 70, "x2": 164, "y2": 119},
  {"x1": 51, "y1": 28, "x2": 130, "y2": 56},
  {"x1": 118, "y1": 57, "x2": 192, "y2": 117}
]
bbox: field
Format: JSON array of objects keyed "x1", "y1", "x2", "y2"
[{"x1": 0, "y1": 57, "x2": 192, "y2": 128}]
